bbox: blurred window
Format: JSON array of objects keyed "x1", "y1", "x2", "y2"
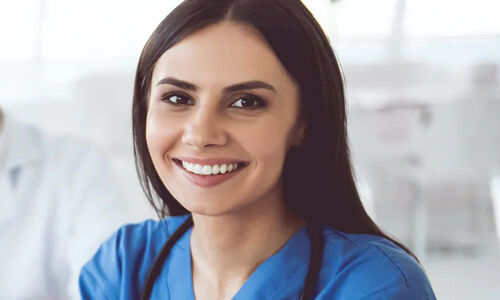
[
  {"x1": 405, "y1": 0, "x2": 500, "y2": 38},
  {"x1": 0, "y1": 0, "x2": 42, "y2": 61}
]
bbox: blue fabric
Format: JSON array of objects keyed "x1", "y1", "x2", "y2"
[{"x1": 79, "y1": 215, "x2": 436, "y2": 299}]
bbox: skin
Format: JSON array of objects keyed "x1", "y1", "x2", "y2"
[{"x1": 146, "y1": 21, "x2": 306, "y2": 300}]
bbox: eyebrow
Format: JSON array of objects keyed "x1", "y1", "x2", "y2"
[{"x1": 156, "y1": 77, "x2": 276, "y2": 93}]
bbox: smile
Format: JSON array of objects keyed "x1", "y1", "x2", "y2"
[{"x1": 172, "y1": 158, "x2": 249, "y2": 187}]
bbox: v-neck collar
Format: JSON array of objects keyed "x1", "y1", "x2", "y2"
[
  {"x1": 232, "y1": 226, "x2": 310, "y2": 299},
  {"x1": 164, "y1": 224, "x2": 311, "y2": 300}
]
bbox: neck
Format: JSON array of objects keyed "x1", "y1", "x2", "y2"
[{"x1": 190, "y1": 192, "x2": 305, "y2": 299}]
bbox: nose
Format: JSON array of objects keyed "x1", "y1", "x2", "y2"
[{"x1": 181, "y1": 105, "x2": 228, "y2": 149}]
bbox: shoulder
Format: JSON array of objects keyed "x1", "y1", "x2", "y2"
[
  {"x1": 316, "y1": 226, "x2": 436, "y2": 299},
  {"x1": 79, "y1": 215, "x2": 190, "y2": 300},
  {"x1": 39, "y1": 134, "x2": 124, "y2": 202}
]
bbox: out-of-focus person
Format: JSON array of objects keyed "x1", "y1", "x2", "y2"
[{"x1": 0, "y1": 108, "x2": 150, "y2": 300}]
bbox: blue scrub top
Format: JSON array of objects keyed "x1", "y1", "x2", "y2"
[{"x1": 79, "y1": 215, "x2": 436, "y2": 299}]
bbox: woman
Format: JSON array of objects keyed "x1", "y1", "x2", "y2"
[{"x1": 79, "y1": 0, "x2": 436, "y2": 299}]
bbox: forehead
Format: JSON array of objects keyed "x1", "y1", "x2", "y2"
[{"x1": 152, "y1": 22, "x2": 294, "y2": 88}]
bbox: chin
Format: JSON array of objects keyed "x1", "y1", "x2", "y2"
[
  {"x1": 171, "y1": 192, "x2": 234, "y2": 216},
  {"x1": 177, "y1": 193, "x2": 258, "y2": 218},
  {"x1": 183, "y1": 203, "x2": 236, "y2": 217}
]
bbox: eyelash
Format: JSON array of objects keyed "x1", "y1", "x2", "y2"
[
  {"x1": 159, "y1": 92, "x2": 267, "y2": 109},
  {"x1": 160, "y1": 92, "x2": 194, "y2": 106}
]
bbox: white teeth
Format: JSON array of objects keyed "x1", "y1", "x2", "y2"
[
  {"x1": 212, "y1": 165, "x2": 220, "y2": 175},
  {"x1": 179, "y1": 160, "x2": 243, "y2": 176},
  {"x1": 193, "y1": 164, "x2": 203, "y2": 174},
  {"x1": 201, "y1": 165, "x2": 212, "y2": 175}
]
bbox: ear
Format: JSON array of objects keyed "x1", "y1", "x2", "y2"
[{"x1": 290, "y1": 119, "x2": 306, "y2": 147}]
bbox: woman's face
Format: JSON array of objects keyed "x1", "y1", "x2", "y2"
[{"x1": 146, "y1": 22, "x2": 304, "y2": 216}]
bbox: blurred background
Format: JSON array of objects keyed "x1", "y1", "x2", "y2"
[{"x1": 0, "y1": 0, "x2": 499, "y2": 298}]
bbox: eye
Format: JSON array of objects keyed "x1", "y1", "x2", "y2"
[
  {"x1": 230, "y1": 94, "x2": 266, "y2": 109},
  {"x1": 160, "y1": 92, "x2": 194, "y2": 105}
]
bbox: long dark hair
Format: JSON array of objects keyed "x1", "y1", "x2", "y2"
[{"x1": 132, "y1": 0, "x2": 418, "y2": 260}]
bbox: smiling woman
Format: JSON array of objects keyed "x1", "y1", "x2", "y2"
[{"x1": 79, "y1": 0, "x2": 436, "y2": 299}]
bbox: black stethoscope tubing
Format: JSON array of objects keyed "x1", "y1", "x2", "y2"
[{"x1": 140, "y1": 215, "x2": 324, "y2": 300}]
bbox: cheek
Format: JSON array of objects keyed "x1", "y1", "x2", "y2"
[
  {"x1": 237, "y1": 121, "x2": 291, "y2": 176},
  {"x1": 145, "y1": 110, "x2": 179, "y2": 164}
]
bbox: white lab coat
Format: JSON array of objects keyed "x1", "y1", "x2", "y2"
[{"x1": 0, "y1": 114, "x2": 151, "y2": 299}]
